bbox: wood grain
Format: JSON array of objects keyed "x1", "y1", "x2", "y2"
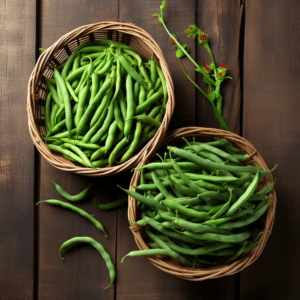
[
  {"x1": 196, "y1": 0, "x2": 243, "y2": 134},
  {"x1": 241, "y1": 0, "x2": 300, "y2": 299},
  {"x1": 38, "y1": 1, "x2": 119, "y2": 299},
  {"x1": 0, "y1": 0, "x2": 36, "y2": 299}
]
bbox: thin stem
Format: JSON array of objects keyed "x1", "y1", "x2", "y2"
[
  {"x1": 178, "y1": 60, "x2": 211, "y2": 102},
  {"x1": 204, "y1": 44, "x2": 217, "y2": 81},
  {"x1": 178, "y1": 60, "x2": 230, "y2": 132},
  {"x1": 160, "y1": 10, "x2": 216, "y2": 86}
]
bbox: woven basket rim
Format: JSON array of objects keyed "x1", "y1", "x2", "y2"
[
  {"x1": 127, "y1": 126, "x2": 277, "y2": 281},
  {"x1": 27, "y1": 21, "x2": 175, "y2": 176}
]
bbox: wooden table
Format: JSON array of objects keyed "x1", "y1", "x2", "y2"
[{"x1": 1, "y1": 0, "x2": 299, "y2": 299}]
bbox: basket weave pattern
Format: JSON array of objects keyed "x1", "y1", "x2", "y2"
[
  {"x1": 27, "y1": 22, "x2": 175, "y2": 176},
  {"x1": 128, "y1": 127, "x2": 277, "y2": 281}
]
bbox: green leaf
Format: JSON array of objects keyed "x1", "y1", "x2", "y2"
[
  {"x1": 39, "y1": 48, "x2": 45, "y2": 54},
  {"x1": 176, "y1": 49, "x2": 184, "y2": 59},
  {"x1": 160, "y1": 0, "x2": 166, "y2": 11}
]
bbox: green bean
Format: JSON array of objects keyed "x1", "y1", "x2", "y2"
[
  {"x1": 83, "y1": 93, "x2": 111, "y2": 143},
  {"x1": 161, "y1": 200, "x2": 210, "y2": 221},
  {"x1": 50, "y1": 103, "x2": 59, "y2": 127},
  {"x1": 124, "y1": 73, "x2": 135, "y2": 140},
  {"x1": 90, "y1": 99, "x2": 115, "y2": 144},
  {"x1": 203, "y1": 207, "x2": 255, "y2": 226},
  {"x1": 178, "y1": 172, "x2": 238, "y2": 183},
  {"x1": 121, "y1": 249, "x2": 169, "y2": 263},
  {"x1": 223, "y1": 143, "x2": 242, "y2": 154},
  {"x1": 90, "y1": 69, "x2": 115, "y2": 127},
  {"x1": 119, "y1": 90, "x2": 127, "y2": 122},
  {"x1": 134, "y1": 90, "x2": 163, "y2": 115},
  {"x1": 130, "y1": 115, "x2": 162, "y2": 128},
  {"x1": 61, "y1": 40, "x2": 130, "y2": 79},
  {"x1": 133, "y1": 82, "x2": 140, "y2": 104},
  {"x1": 65, "y1": 80, "x2": 79, "y2": 102},
  {"x1": 53, "y1": 68, "x2": 72, "y2": 134},
  {"x1": 78, "y1": 46, "x2": 108, "y2": 54},
  {"x1": 226, "y1": 185, "x2": 266, "y2": 201},
  {"x1": 62, "y1": 143, "x2": 92, "y2": 168},
  {"x1": 167, "y1": 146, "x2": 276, "y2": 178},
  {"x1": 139, "y1": 64, "x2": 152, "y2": 90},
  {"x1": 76, "y1": 59, "x2": 94, "y2": 95},
  {"x1": 257, "y1": 179, "x2": 276, "y2": 195},
  {"x1": 157, "y1": 209, "x2": 230, "y2": 235},
  {"x1": 165, "y1": 238, "x2": 234, "y2": 256},
  {"x1": 122, "y1": 48, "x2": 143, "y2": 67},
  {"x1": 233, "y1": 173, "x2": 253, "y2": 187},
  {"x1": 141, "y1": 161, "x2": 200, "y2": 171},
  {"x1": 44, "y1": 92, "x2": 52, "y2": 133},
  {"x1": 96, "y1": 57, "x2": 114, "y2": 77},
  {"x1": 50, "y1": 177, "x2": 91, "y2": 202},
  {"x1": 141, "y1": 216, "x2": 206, "y2": 246},
  {"x1": 96, "y1": 196, "x2": 127, "y2": 210},
  {"x1": 211, "y1": 189, "x2": 233, "y2": 219},
  {"x1": 91, "y1": 158, "x2": 109, "y2": 168},
  {"x1": 58, "y1": 237, "x2": 115, "y2": 289},
  {"x1": 90, "y1": 72, "x2": 100, "y2": 102},
  {"x1": 218, "y1": 201, "x2": 269, "y2": 229},
  {"x1": 187, "y1": 144, "x2": 241, "y2": 164},
  {"x1": 149, "y1": 58, "x2": 158, "y2": 86},
  {"x1": 94, "y1": 57, "x2": 108, "y2": 73},
  {"x1": 156, "y1": 65, "x2": 167, "y2": 105},
  {"x1": 206, "y1": 241, "x2": 259, "y2": 256},
  {"x1": 77, "y1": 73, "x2": 113, "y2": 137},
  {"x1": 180, "y1": 229, "x2": 252, "y2": 243},
  {"x1": 113, "y1": 96, "x2": 124, "y2": 132},
  {"x1": 171, "y1": 158, "x2": 204, "y2": 195},
  {"x1": 36, "y1": 200, "x2": 107, "y2": 237},
  {"x1": 45, "y1": 78, "x2": 63, "y2": 107},
  {"x1": 225, "y1": 168, "x2": 260, "y2": 216},
  {"x1": 47, "y1": 128, "x2": 77, "y2": 139},
  {"x1": 118, "y1": 186, "x2": 167, "y2": 211},
  {"x1": 111, "y1": 57, "x2": 122, "y2": 104},
  {"x1": 46, "y1": 119, "x2": 66, "y2": 137},
  {"x1": 55, "y1": 104, "x2": 65, "y2": 124},
  {"x1": 75, "y1": 83, "x2": 90, "y2": 127},
  {"x1": 119, "y1": 121, "x2": 142, "y2": 163},
  {"x1": 145, "y1": 228, "x2": 192, "y2": 265},
  {"x1": 117, "y1": 55, "x2": 148, "y2": 90},
  {"x1": 90, "y1": 147, "x2": 106, "y2": 162},
  {"x1": 151, "y1": 171, "x2": 174, "y2": 199}
]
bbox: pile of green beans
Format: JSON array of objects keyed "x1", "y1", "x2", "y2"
[
  {"x1": 44, "y1": 39, "x2": 167, "y2": 168},
  {"x1": 121, "y1": 138, "x2": 276, "y2": 267}
]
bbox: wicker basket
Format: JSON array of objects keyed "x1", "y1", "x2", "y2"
[
  {"x1": 27, "y1": 22, "x2": 175, "y2": 176},
  {"x1": 128, "y1": 127, "x2": 277, "y2": 280}
]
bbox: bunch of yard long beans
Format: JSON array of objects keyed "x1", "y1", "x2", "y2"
[
  {"x1": 43, "y1": 39, "x2": 167, "y2": 168},
  {"x1": 121, "y1": 138, "x2": 276, "y2": 267}
]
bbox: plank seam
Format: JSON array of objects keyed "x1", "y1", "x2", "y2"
[{"x1": 34, "y1": 0, "x2": 41, "y2": 299}]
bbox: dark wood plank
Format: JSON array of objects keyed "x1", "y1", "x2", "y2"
[
  {"x1": 116, "y1": 1, "x2": 238, "y2": 299},
  {"x1": 241, "y1": 0, "x2": 300, "y2": 299},
  {"x1": 196, "y1": 0, "x2": 243, "y2": 134},
  {"x1": 38, "y1": 1, "x2": 118, "y2": 299},
  {"x1": 0, "y1": 0, "x2": 36, "y2": 299}
]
